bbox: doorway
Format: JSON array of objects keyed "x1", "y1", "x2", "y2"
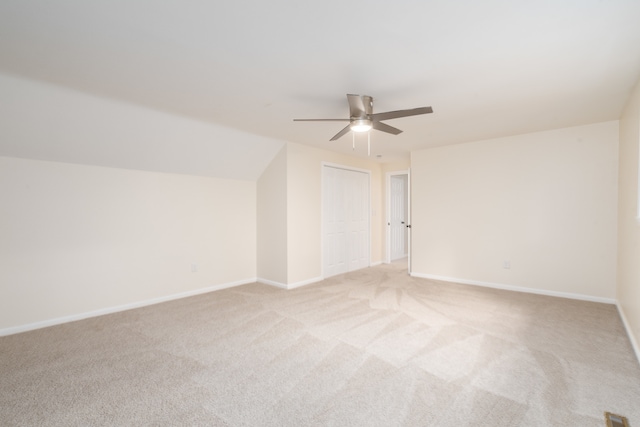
[{"x1": 386, "y1": 171, "x2": 410, "y2": 269}]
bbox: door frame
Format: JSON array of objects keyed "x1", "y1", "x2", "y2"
[
  {"x1": 321, "y1": 162, "x2": 372, "y2": 279},
  {"x1": 385, "y1": 170, "x2": 410, "y2": 265}
]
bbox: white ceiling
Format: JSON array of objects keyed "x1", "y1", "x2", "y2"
[{"x1": 1, "y1": 0, "x2": 640, "y2": 170}]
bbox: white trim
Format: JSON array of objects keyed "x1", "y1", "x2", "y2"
[
  {"x1": 288, "y1": 276, "x2": 323, "y2": 289},
  {"x1": 385, "y1": 172, "x2": 391, "y2": 264},
  {"x1": 368, "y1": 171, "x2": 373, "y2": 274},
  {"x1": 617, "y1": 302, "x2": 640, "y2": 365},
  {"x1": 637, "y1": 114, "x2": 640, "y2": 220},
  {"x1": 322, "y1": 161, "x2": 371, "y2": 175},
  {"x1": 0, "y1": 278, "x2": 256, "y2": 337},
  {"x1": 370, "y1": 261, "x2": 383, "y2": 267},
  {"x1": 257, "y1": 278, "x2": 288, "y2": 289},
  {"x1": 320, "y1": 161, "x2": 325, "y2": 283},
  {"x1": 407, "y1": 168, "x2": 412, "y2": 275},
  {"x1": 257, "y1": 276, "x2": 323, "y2": 290},
  {"x1": 385, "y1": 170, "x2": 409, "y2": 264},
  {"x1": 410, "y1": 272, "x2": 616, "y2": 304}
]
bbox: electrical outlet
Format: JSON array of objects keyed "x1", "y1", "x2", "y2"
[
  {"x1": 503, "y1": 260, "x2": 511, "y2": 270},
  {"x1": 191, "y1": 263, "x2": 198, "y2": 273}
]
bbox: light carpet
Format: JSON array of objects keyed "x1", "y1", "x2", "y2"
[{"x1": 1, "y1": 262, "x2": 639, "y2": 426}]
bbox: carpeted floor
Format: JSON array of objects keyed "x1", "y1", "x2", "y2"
[{"x1": 1, "y1": 262, "x2": 639, "y2": 426}]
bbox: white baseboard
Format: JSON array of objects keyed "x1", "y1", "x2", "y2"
[
  {"x1": 384, "y1": 256, "x2": 408, "y2": 265},
  {"x1": 0, "y1": 277, "x2": 256, "y2": 337},
  {"x1": 616, "y1": 302, "x2": 640, "y2": 365},
  {"x1": 257, "y1": 276, "x2": 323, "y2": 290},
  {"x1": 288, "y1": 276, "x2": 323, "y2": 289},
  {"x1": 370, "y1": 261, "x2": 383, "y2": 267},
  {"x1": 410, "y1": 272, "x2": 616, "y2": 304},
  {"x1": 257, "y1": 277, "x2": 288, "y2": 289}
]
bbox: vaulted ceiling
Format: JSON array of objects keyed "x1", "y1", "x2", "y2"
[{"x1": 1, "y1": 0, "x2": 640, "y2": 168}]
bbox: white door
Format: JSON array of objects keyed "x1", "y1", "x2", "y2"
[
  {"x1": 324, "y1": 166, "x2": 347, "y2": 277},
  {"x1": 390, "y1": 174, "x2": 408, "y2": 260},
  {"x1": 323, "y1": 165, "x2": 370, "y2": 278},
  {"x1": 407, "y1": 168, "x2": 412, "y2": 274}
]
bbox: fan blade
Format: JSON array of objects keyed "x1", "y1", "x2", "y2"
[
  {"x1": 372, "y1": 121, "x2": 403, "y2": 135},
  {"x1": 347, "y1": 94, "x2": 366, "y2": 118},
  {"x1": 293, "y1": 119, "x2": 350, "y2": 122},
  {"x1": 371, "y1": 106, "x2": 433, "y2": 121},
  {"x1": 330, "y1": 124, "x2": 352, "y2": 141},
  {"x1": 363, "y1": 95, "x2": 373, "y2": 115}
]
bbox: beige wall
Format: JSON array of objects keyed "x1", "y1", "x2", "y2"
[
  {"x1": 618, "y1": 78, "x2": 640, "y2": 357},
  {"x1": 284, "y1": 142, "x2": 383, "y2": 286},
  {"x1": 0, "y1": 156, "x2": 257, "y2": 333},
  {"x1": 381, "y1": 160, "x2": 411, "y2": 175},
  {"x1": 411, "y1": 121, "x2": 619, "y2": 301},
  {"x1": 286, "y1": 142, "x2": 322, "y2": 285},
  {"x1": 257, "y1": 146, "x2": 288, "y2": 284}
]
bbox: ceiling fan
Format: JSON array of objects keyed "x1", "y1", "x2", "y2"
[{"x1": 294, "y1": 94, "x2": 433, "y2": 141}]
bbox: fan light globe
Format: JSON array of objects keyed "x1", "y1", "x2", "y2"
[{"x1": 351, "y1": 119, "x2": 372, "y2": 132}]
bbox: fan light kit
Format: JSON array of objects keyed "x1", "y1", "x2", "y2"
[
  {"x1": 351, "y1": 119, "x2": 373, "y2": 132},
  {"x1": 294, "y1": 94, "x2": 433, "y2": 155}
]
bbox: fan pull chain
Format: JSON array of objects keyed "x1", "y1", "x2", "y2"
[
  {"x1": 368, "y1": 132, "x2": 370, "y2": 156},
  {"x1": 352, "y1": 132, "x2": 355, "y2": 150}
]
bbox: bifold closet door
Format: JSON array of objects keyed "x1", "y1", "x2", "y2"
[{"x1": 323, "y1": 166, "x2": 370, "y2": 278}]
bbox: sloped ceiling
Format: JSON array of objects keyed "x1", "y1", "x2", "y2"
[{"x1": 1, "y1": 0, "x2": 640, "y2": 175}]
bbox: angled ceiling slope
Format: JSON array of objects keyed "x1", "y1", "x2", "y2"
[{"x1": 1, "y1": 0, "x2": 639, "y2": 171}]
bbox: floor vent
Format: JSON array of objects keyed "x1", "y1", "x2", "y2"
[{"x1": 605, "y1": 412, "x2": 630, "y2": 427}]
